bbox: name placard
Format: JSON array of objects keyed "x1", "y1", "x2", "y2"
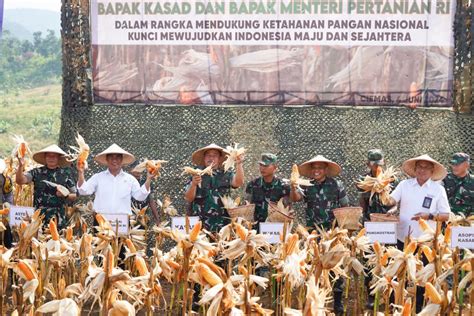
[
  {"x1": 259, "y1": 222, "x2": 284, "y2": 244},
  {"x1": 9, "y1": 206, "x2": 35, "y2": 226},
  {"x1": 103, "y1": 213, "x2": 129, "y2": 235},
  {"x1": 364, "y1": 222, "x2": 398, "y2": 244},
  {"x1": 451, "y1": 226, "x2": 474, "y2": 249},
  {"x1": 171, "y1": 216, "x2": 200, "y2": 233}
]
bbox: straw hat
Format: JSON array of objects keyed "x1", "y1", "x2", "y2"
[
  {"x1": 401, "y1": 154, "x2": 447, "y2": 181},
  {"x1": 191, "y1": 143, "x2": 226, "y2": 167},
  {"x1": 94, "y1": 144, "x2": 135, "y2": 166},
  {"x1": 0, "y1": 159, "x2": 6, "y2": 173},
  {"x1": 298, "y1": 155, "x2": 342, "y2": 178},
  {"x1": 32, "y1": 145, "x2": 70, "y2": 167}
]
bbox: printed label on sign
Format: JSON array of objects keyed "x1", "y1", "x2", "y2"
[
  {"x1": 259, "y1": 222, "x2": 284, "y2": 244},
  {"x1": 364, "y1": 222, "x2": 397, "y2": 244},
  {"x1": 171, "y1": 216, "x2": 200, "y2": 233},
  {"x1": 451, "y1": 226, "x2": 474, "y2": 249},
  {"x1": 103, "y1": 213, "x2": 129, "y2": 235},
  {"x1": 9, "y1": 206, "x2": 35, "y2": 226}
]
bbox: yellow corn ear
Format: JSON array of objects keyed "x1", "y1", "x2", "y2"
[
  {"x1": 357, "y1": 227, "x2": 366, "y2": 238},
  {"x1": 373, "y1": 241, "x2": 382, "y2": 256},
  {"x1": 380, "y1": 253, "x2": 389, "y2": 267},
  {"x1": 418, "y1": 218, "x2": 431, "y2": 231},
  {"x1": 135, "y1": 256, "x2": 148, "y2": 276},
  {"x1": 189, "y1": 221, "x2": 202, "y2": 242},
  {"x1": 66, "y1": 226, "x2": 73, "y2": 242},
  {"x1": 49, "y1": 219, "x2": 59, "y2": 241},
  {"x1": 196, "y1": 263, "x2": 222, "y2": 286},
  {"x1": 285, "y1": 234, "x2": 299, "y2": 255},
  {"x1": 425, "y1": 282, "x2": 443, "y2": 304},
  {"x1": 17, "y1": 260, "x2": 36, "y2": 281},
  {"x1": 404, "y1": 241, "x2": 417, "y2": 255},
  {"x1": 32, "y1": 209, "x2": 41, "y2": 221},
  {"x1": 106, "y1": 248, "x2": 114, "y2": 274},
  {"x1": 444, "y1": 224, "x2": 452, "y2": 244},
  {"x1": 401, "y1": 300, "x2": 411, "y2": 316},
  {"x1": 234, "y1": 222, "x2": 247, "y2": 241},
  {"x1": 125, "y1": 239, "x2": 137, "y2": 254},
  {"x1": 238, "y1": 265, "x2": 248, "y2": 277},
  {"x1": 196, "y1": 257, "x2": 226, "y2": 279},
  {"x1": 166, "y1": 260, "x2": 181, "y2": 270},
  {"x1": 421, "y1": 245, "x2": 435, "y2": 263}
]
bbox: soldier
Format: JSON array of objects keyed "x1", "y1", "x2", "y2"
[
  {"x1": 184, "y1": 144, "x2": 245, "y2": 232},
  {"x1": 245, "y1": 153, "x2": 290, "y2": 226},
  {"x1": 16, "y1": 145, "x2": 77, "y2": 228},
  {"x1": 358, "y1": 149, "x2": 397, "y2": 221},
  {"x1": 290, "y1": 155, "x2": 349, "y2": 315},
  {"x1": 443, "y1": 153, "x2": 473, "y2": 216},
  {"x1": 357, "y1": 149, "x2": 397, "y2": 308}
]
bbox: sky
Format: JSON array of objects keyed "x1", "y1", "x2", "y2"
[{"x1": 4, "y1": 0, "x2": 60, "y2": 12}]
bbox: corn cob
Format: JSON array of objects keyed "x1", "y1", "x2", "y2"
[{"x1": 196, "y1": 263, "x2": 223, "y2": 286}]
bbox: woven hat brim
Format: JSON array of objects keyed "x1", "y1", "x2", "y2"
[
  {"x1": 402, "y1": 156, "x2": 447, "y2": 181},
  {"x1": 94, "y1": 153, "x2": 135, "y2": 166},
  {"x1": 191, "y1": 145, "x2": 226, "y2": 167},
  {"x1": 298, "y1": 158, "x2": 341, "y2": 178}
]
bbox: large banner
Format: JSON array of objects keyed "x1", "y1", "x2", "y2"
[{"x1": 90, "y1": 0, "x2": 455, "y2": 106}]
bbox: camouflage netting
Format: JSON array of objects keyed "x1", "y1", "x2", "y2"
[{"x1": 60, "y1": 0, "x2": 474, "y2": 225}]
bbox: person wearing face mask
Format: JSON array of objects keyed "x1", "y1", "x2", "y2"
[
  {"x1": 290, "y1": 155, "x2": 349, "y2": 316},
  {"x1": 16, "y1": 145, "x2": 77, "y2": 228},
  {"x1": 442, "y1": 153, "x2": 473, "y2": 216},
  {"x1": 184, "y1": 144, "x2": 245, "y2": 232}
]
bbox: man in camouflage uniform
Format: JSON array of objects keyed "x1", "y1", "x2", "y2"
[
  {"x1": 245, "y1": 153, "x2": 290, "y2": 226},
  {"x1": 290, "y1": 155, "x2": 349, "y2": 315},
  {"x1": 443, "y1": 153, "x2": 473, "y2": 216},
  {"x1": 358, "y1": 149, "x2": 396, "y2": 221},
  {"x1": 184, "y1": 144, "x2": 245, "y2": 232},
  {"x1": 357, "y1": 149, "x2": 396, "y2": 308},
  {"x1": 16, "y1": 145, "x2": 77, "y2": 228}
]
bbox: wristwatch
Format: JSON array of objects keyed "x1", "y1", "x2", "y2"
[{"x1": 428, "y1": 213, "x2": 434, "y2": 220}]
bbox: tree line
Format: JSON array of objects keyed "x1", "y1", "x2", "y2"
[{"x1": 0, "y1": 30, "x2": 61, "y2": 92}]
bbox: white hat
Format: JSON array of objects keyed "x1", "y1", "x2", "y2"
[
  {"x1": 402, "y1": 154, "x2": 447, "y2": 181},
  {"x1": 191, "y1": 143, "x2": 226, "y2": 167},
  {"x1": 298, "y1": 155, "x2": 342, "y2": 178},
  {"x1": 94, "y1": 144, "x2": 135, "y2": 166},
  {"x1": 32, "y1": 145, "x2": 69, "y2": 167}
]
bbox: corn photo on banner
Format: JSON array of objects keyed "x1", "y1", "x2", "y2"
[{"x1": 90, "y1": 0, "x2": 455, "y2": 106}]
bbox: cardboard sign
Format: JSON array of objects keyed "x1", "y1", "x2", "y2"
[
  {"x1": 9, "y1": 206, "x2": 35, "y2": 226},
  {"x1": 171, "y1": 216, "x2": 200, "y2": 233},
  {"x1": 259, "y1": 222, "x2": 285, "y2": 244},
  {"x1": 451, "y1": 226, "x2": 474, "y2": 249},
  {"x1": 364, "y1": 222, "x2": 398, "y2": 244},
  {"x1": 103, "y1": 213, "x2": 129, "y2": 235}
]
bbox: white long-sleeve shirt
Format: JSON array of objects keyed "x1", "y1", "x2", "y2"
[
  {"x1": 78, "y1": 169, "x2": 150, "y2": 215},
  {"x1": 390, "y1": 178, "x2": 451, "y2": 241}
]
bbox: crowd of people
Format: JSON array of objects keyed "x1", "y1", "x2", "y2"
[{"x1": 0, "y1": 142, "x2": 472, "y2": 314}]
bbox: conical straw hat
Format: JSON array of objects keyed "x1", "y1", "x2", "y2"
[
  {"x1": 298, "y1": 155, "x2": 342, "y2": 178},
  {"x1": 32, "y1": 145, "x2": 69, "y2": 167},
  {"x1": 94, "y1": 144, "x2": 135, "y2": 166},
  {"x1": 401, "y1": 154, "x2": 447, "y2": 181}
]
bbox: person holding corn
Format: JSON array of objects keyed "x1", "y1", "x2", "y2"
[
  {"x1": 16, "y1": 145, "x2": 77, "y2": 228},
  {"x1": 290, "y1": 155, "x2": 349, "y2": 316},
  {"x1": 184, "y1": 144, "x2": 245, "y2": 233}
]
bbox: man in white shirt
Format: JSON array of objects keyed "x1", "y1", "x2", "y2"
[
  {"x1": 389, "y1": 154, "x2": 450, "y2": 312},
  {"x1": 77, "y1": 144, "x2": 154, "y2": 215}
]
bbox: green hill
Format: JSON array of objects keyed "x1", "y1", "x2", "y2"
[{"x1": 0, "y1": 84, "x2": 61, "y2": 157}]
